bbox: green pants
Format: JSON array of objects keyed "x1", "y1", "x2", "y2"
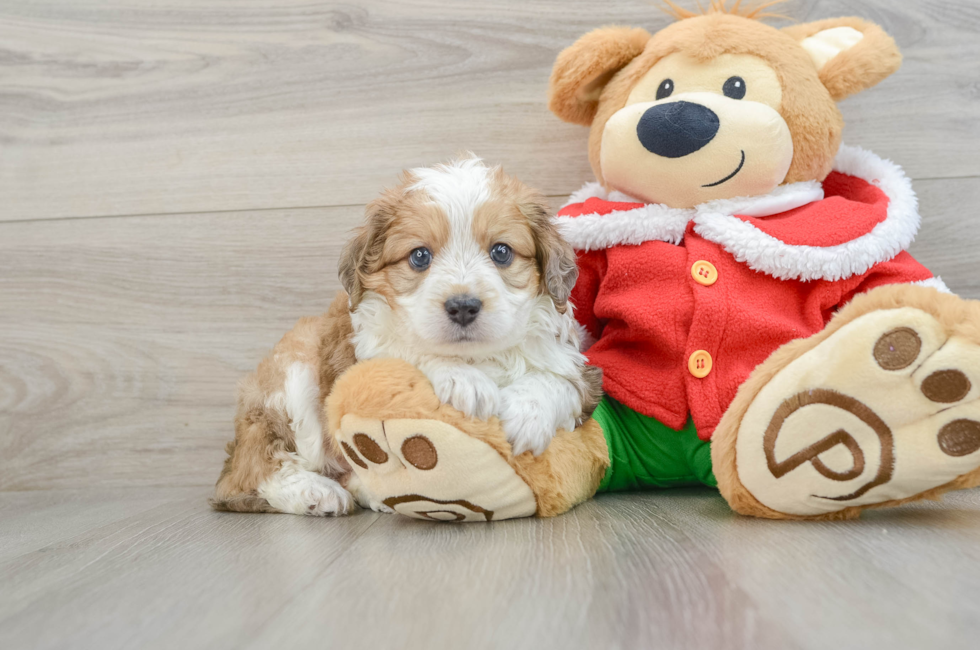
[{"x1": 593, "y1": 395, "x2": 717, "y2": 492}]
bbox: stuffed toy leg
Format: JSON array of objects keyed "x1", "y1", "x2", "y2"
[
  {"x1": 326, "y1": 359, "x2": 608, "y2": 521},
  {"x1": 329, "y1": 285, "x2": 980, "y2": 522},
  {"x1": 713, "y1": 284, "x2": 980, "y2": 520}
]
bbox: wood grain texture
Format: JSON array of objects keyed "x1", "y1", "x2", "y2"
[
  {"x1": 0, "y1": 488, "x2": 383, "y2": 650},
  {"x1": 0, "y1": 205, "x2": 357, "y2": 490},
  {"x1": 2, "y1": 1, "x2": 980, "y2": 648},
  {"x1": 1, "y1": 488, "x2": 978, "y2": 650},
  {"x1": 1, "y1": 0, "x2": 979, "y2": 220}
]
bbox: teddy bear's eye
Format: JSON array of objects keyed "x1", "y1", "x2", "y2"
[
  {"x1": 723, "y1": 76, "x2": 746, "y2": 100},
  {"x1": 656, "y1": 79, "x2": 674, "y2": 100}
]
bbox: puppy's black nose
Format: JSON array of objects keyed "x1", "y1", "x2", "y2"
[
  {"x1": 636, "y1": 100, "x2": 719, "y2": 158},
  {"x1": 444, "y1": 295, "x2": 482, "y2": 327}
]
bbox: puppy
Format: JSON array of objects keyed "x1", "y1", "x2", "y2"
[{"x1": 211, "y1": 156, "x2": 601, "y2": 516}]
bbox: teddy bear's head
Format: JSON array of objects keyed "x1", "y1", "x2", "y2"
[{"x1": 549, "y1": 3, "x2": 902, "y2": 208}]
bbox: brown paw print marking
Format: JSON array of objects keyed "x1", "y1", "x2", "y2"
[
  {"x1": 401, "y1": 435, "x2": 438, "y2": 470},
  {"x1": 764, "y1": 388, "x2": 894, "y2": 501},
  {"x1": 921, "y1": 369, "x2": 972, "y2": 403},
  {"x1": 382, "y1": 494, "x2": 494, "y2": 521},
  {"x1": 341, "y1": 442, "x2": 367, "y2": 469},
  {"x1": 874, "y1": 327, "x2": 921, "y2": 370},
  {"x1": 353, "y1": 433, "x2": 388, "y2": 464},
  {"x1": 937, "y1": 419, "x2": 980, "y2": 457}
]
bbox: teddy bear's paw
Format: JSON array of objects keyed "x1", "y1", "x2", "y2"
[
  {"x1": 736, "y1": 306, "x2": 980, "y2": 516},
  {"x1": 336, "y1": 414, "x2": 537, "y2": 522}
]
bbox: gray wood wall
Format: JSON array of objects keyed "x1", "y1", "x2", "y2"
[{"x1": 2, "y1": 0, "x2": 979, "y2": 492}]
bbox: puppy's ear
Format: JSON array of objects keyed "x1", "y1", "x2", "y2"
[
  {"x1": 522, "y1": 198, "x2": 578, "y2": 314},
  {"x1": 337, "y1": 225, "x2": 370, "y2": 308},
  {"x1": 549, "y1": 26, "x2": 651, "y2": 126},
  {"x1": 783, "y1": 17, "x2": 901, "y2": 101},
  {"x1": 338, "y1": 192, "x2": 397, "y2": 309}
]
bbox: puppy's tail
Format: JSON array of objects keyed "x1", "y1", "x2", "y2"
[{"x1": 208, "y1": 493, "x2": 278, "y2": 513}]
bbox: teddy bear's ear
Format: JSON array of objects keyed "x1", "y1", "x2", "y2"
[
  {"x1": 549, "y1": 26, "x2": 651, "y2": 126},
  {"x1": 782, "y1": 17, "x2": 902, "y2": 101}
]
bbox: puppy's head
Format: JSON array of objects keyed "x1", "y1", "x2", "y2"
[{"x1": 339, "y1": 157, "x2": 576, "y2": 356}]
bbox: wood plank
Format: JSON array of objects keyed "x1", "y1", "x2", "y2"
[
  {"x1": 244, "y1": 493, "x2": 797, "y2": 650},
  {"x1": 909, "y1": 175, "x2": 980, "y2": 296},
  {"x1": 0, "y1": 486, "x2": 201, "y2": 563},
  {"x1": 2, "y1": 0, "x2": 979, "y2": 221},
  {"x1": 1, "y1": 488, "x2": 978, "y2": 650},
  {"x1": 0, "y1": 205, "x2": 357, "y2": 491},
  {"x1": 0, "y1": 488, "x2": 383, "y2": 650},
  {"x1": 1, "y1": 176, "x2": 978, "y2": 491},
  {"x1": 649, "y1": 488, "x2": 980, "y2": 650}
]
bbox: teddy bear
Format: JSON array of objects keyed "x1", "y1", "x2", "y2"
[{"x1": 326, "y1": 3, "x2": 980, "y2": 521}]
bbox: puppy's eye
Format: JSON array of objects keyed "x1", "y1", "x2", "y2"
[
  {"x1": 656, "y1": 78, "x2": 674, "y2": 100},
  {"x1": 408, "y1": 247, "x2": 431, "y2": 271},
  {"x1": 489, "y1": 243, "x2": 513, "y2": 267},
  {"x1": 723, "y1": 76, "x2": 746, "y2": 100}
]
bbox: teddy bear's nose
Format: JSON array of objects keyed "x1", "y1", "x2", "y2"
[{"x1": 636, "y1": 101, "x2": 720, "y2": 158}]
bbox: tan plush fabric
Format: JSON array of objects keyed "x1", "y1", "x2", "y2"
[
  {"x1": 548, "y1": 26, "x2": 651, "y2": 127},
  {"x1": 548, "y1": 13, "x2": 903, "y2": 201},
  {"x1": 591, "y1": 15, "x2": 845, "y2": 190},
  {"x1": 712, "y1": 285, "x2": 980, "y2": 520},
  {"x1": 337, "y1": 414, "x2": 537, "y2": 521},
  {"x1": 326, "y1": 358, "x2": 608, "y2": 519},
  {"x1": 782, "y1": 17, "x2": 902, "y2": 101}
]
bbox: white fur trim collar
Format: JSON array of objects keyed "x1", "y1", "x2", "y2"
[{"x1": 555, "y1": 145, "x2": 920, "y2": 282}]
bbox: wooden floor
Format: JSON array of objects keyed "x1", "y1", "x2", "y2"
[{"x1": 2, "y1": 1, "x2": 979, "y2": 648}]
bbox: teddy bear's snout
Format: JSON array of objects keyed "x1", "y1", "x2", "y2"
[{"x1": 636, "y1": 100, "x2": 719, "y2": 159}]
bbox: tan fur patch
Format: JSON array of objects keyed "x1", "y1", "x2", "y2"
[
  {"x1": 381, "y1": 194, "x2": 451, "y2": 264},
  {"x1": 212, "y1": 292, "x2": 356, "y2": 511},
  {"x1": 341, "y1": 173, "x2": 455, "y2": 307},
  {"x1": 486, "y1": 168, "x2": 577, "y2": 311},
  {"x1": 472, "y1": 194, "x2": 539, "y2": 294}
]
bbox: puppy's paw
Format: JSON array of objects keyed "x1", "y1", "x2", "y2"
[
  {"x1": 498, "y1": 387, "x2": 562, "y2": 456},
  {"x1": 258, "y1": 465, "x2": 357, "y2": 516},
  {"x1": 425, "y1": 364, "x2": 500, "y2": 420}
]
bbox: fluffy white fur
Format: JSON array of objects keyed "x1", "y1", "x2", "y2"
[
  {"x1": 351, "y1": 158, "x2": 590, "y2": 456},
  {"x1": 557, "y1": 180, "x2": 822, "y2": 251},
  {"x1": 695, "y1": 144, "x2": 920, "y2": 281},
  {"x1": 258, "y1": 461, "x2": 355, "y2": 516},
  {"x1": 914, "y1": 276, "x2": 951, "y2": 294},
  {"x1": 257, "y1": 362, "x2": 353, "y2": 516}
]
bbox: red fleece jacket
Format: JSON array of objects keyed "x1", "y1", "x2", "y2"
[{"x1": 556, "y1": 148, "x2": 938, "y2": 440}]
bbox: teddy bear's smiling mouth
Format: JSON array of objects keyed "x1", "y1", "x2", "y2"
[{"x1": 702, "y1": 150, "x2": 746, "y2": 188}]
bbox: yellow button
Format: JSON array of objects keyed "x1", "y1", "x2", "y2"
[
  {"x1": 688, "y1": 350, "x2": 713, "y2": 378},
  {"x1": 691, "y1": 260, "x2": 718, "y2": 286}
]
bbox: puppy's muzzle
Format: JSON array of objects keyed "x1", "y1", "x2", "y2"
[
  {"x1": 636, "y1": 100, "x2": 719, "y2": 158},
  {"x1": 444, "y1": 295, "x2": 482, "y2": 327}
]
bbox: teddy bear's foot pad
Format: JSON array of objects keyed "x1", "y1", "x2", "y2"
[
  {"x1": 338, "y1": 414, "x2": 537, "y2": 522},
  {"x1": 736, "y1": 307, "x2": 980, "y2": 516}
]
